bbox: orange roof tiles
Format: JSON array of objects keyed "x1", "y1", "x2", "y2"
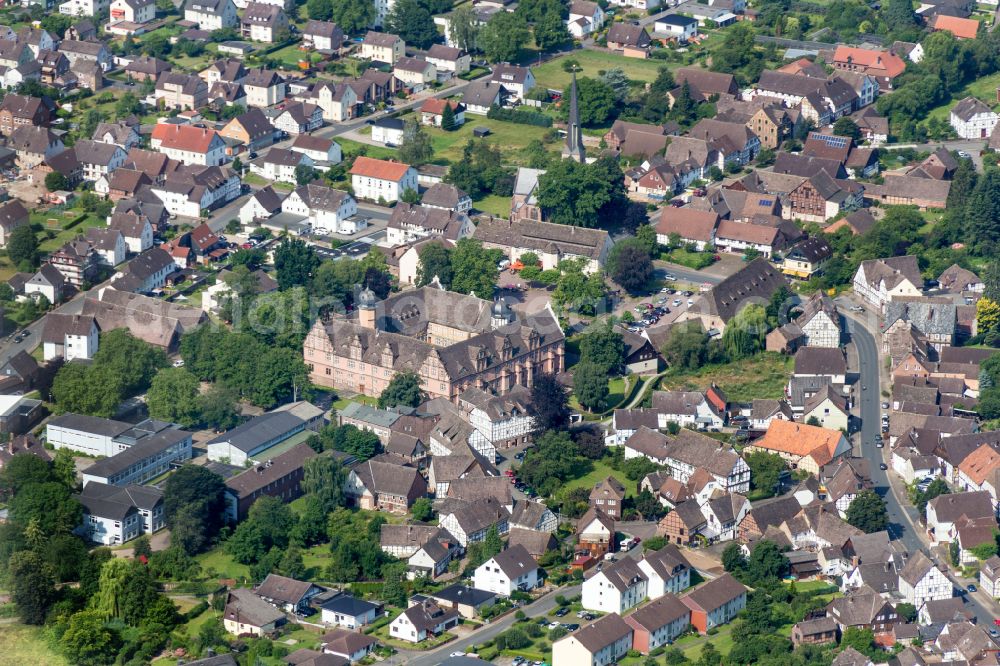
[
  {"x1": 931, "y1": 15, "x2": 980, "y2": 40},
  {"x1": 151, "y1": 123, "x2": 220, "y2": 153},
  {"x1": 832, "y1": 46, "x2": 906, "y2": 79},
  {"x1": 754, "y1": 419, "x2": 846, "y2": 467},
  {"x1": 958, "y1": 444, "x2": 1000, "y2": 486},
  {"x1": 421, "y1": 98, "x2": 461, "y2": 115},
  {"x1": 349, "y1": 155, "x2": 412, "y2": 181}
]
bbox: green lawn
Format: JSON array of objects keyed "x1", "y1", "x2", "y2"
[
  {"x1": 0, "y1": 623, "x2": 68, "y2": 666},
  {"x1": 267, "y1": 43, "x2": 312, "y2": 68},
  {"x1": 532, "y1": 50, "x2": 668, "y2": 91},
  {"x1": 560, "y1": 458, "x2": 637, "y2": 499},
  {"x1": 570, "y1": 376, "x2": 628, "y2": 413},
  {"x1": 659, "y1": 352, "x2": 793, "y2": 402},
  {"x1": 662, "y1": 248, "x2": 715, "y2": 270},
  {"x1": 196, "y1": 546, "x2": 251, "y2": 583},
  {"x1": 472, "y1": 194, "x2": 511, "y2": 216},
  {"x1": 338, "y1": 138, "x2": 401, "y2": 161},
  {"x1": 394, "y1": 112, "x2": 556, "y2": 165},
  {"x1": 924, "y1": 70, "x2": 1000, "y2": 125},
  {"x1": 34, "y1": 211, "x2": 108, "y2": 254}
]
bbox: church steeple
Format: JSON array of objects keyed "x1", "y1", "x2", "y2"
[{"x1": 562, "y1": 69, "x2": 585, "y2": 163}]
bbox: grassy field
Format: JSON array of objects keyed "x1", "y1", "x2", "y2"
[
  {"x1": 393, "y1": 112, "x2": 556, "y2": 165},
  {"x1": 338, "y1": 138, "x2": 401, "y2": 161},
  {"x1": 660, "y1": 352, "x2": 793, "y2": 402},
  {"x1": 570, "y1": 376, "x2": 627, "y2": 413},
  {"x1": 560, "y1": 458, "x2": 637, "y2": 499},
  {"x1": 0, "y1": 623, "x2": 67, "y2": 666},
  {"x1": 34, "y1": 211, "x2": 108, "y2": 254},
  {"x1": 196, "y1": 546, "x2": 251, "y2": 582},
  {"x1": 267, "y1": 43, "x2": 311, "y2": 68},
  {"x1": 472, "y1": 194, "x2": 511, "y2": 216},
  {"x1": 924, "y1": 70, "x2": 1000, "y2": 124},
  {"x1": 532, "y1": 51, "x2": 667, "y2": 91}
]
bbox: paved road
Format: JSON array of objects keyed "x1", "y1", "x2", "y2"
[
  {"x1": 397, "y1": 583, "x2": 581, "y2": 666},
  {"x1": 0, "y1": 289, "x2": 86, "y2": 371},
  {"x1": 653, "y1": 261, "x2": 724, "y2": 287},
  {"x1": 845, "y1": 315, "x2": 997, "y2": 625}
]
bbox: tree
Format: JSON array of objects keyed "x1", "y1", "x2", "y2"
[
  {"x1": 846, "y1": 489, "x2": 888, "y2": 533},
  {"x1": 607, "y1": 239, "x2": 653, "y2": 295},
  {"x1": 746, "y1": 540, "x2": 790, "y2": 584},
  {"x1": 385, "y1": 0, "x2": 437, "y2": 49},
  {"x1": 571, "y1": 77, "x2": 617, "y2": 127},
  {"x1": 479, "y1": 12, "x2": 529, "y2": 63},
  {"x1": 45, "y1": 171, "x2": 68, "y2": 192},
  {"x1": 600, "y1": 67, "x2": 629, "y2": 101},
  {"x1": 199, "y1": 385, "x2": 240, "y2": 431},
  {"x1": 518, "y1": 430, "x2": 589, "y2": 495},
  {"x1": 536, "y1": 156, "x2": 626, "y2": 228},
  {"x1": 533, "y1": 9, "x2": 570, "y2": 51},
  {"x1": 661, "y1": 321, "x2": 711, "y2": 371},
  {"x1": 8, "y1": 480, "x2": 82, "y2": 537},
  {"x1": 895, "y1": 602, "x2": 918, "y2": 623},
  {"x1": 579, "y1": 321, "x2": 625, "y2": 375},
  {"x1": 227, "y1": 496, "x2": 296, "y2": 565},
  {"x1": 273, "y1": 237, "x2": 319, "y2": 289},
  {"x1": 528, "y1": 373, "x2": 570, "y2": 432},
  {"x1": 8, "y1": 550, "x2": 57, "y2": 624},
  {"x1": 832, "y1": 117, "x2": 861, "y2": 140},
  {"x1": 574, "y1": 426, "x2": 605, "y2": 460},
  {"x1": 61, "y1": 610, "x2": 120, "y2": 666},
  {"x1": 641, "y1": 67, "x2": 674, "y2": 122},
  {"x1": 334, "y1": 424, "x2": 383, "y2": 459},
  {"x1": 450, "y1": 237, "x2": 499, "y2": 297},
  {"x1": 573, "y1": 361, "x2": 609, "y2": 412},
  {"x1": 163, "y1": 466, "x2": 226, "y2": 555},
  {"x1": 327, "y1": 0, "x2": 375, "y2": 33},
  {"x1": 744, "y1": 450, "x2": 786, "y2": 498},
  {"x1": 411, "y1": 497, "x2": 434, "y2": 522},
  {"x1": 147, "y1": 367, "x2": 202, "y2": 427},
  {"x1": 416, "y1": 242, "x2": 453, "y2": 287},
  {"x1": 399, "y1": 120, "x2": 434, "y2": 166},
  {"x1": 634, "y1": 489, "x2": 664, "y2": 520},
  {"x1": 722, "y1": 542, "x2": 747, "y2": 573},
  {"x1": 0, "y1": 453, "x2": 54, "y2": 497},
  {"x1": 440, "y1": 101, "x2": 457, "y2": 131},
  {"x1": 378, "y1": 371, "x2": 424, "y2": 408},
  {"x1": 449, "y1": 5, "x2": 480, "y2": 53},
  {"x1": 7, "y1": 225, "x2": 38, "y2": 269},
  {"x1": 301, "y1": 455, "x2": 346, "y2": 511},
  {"x1": 841, "y1": 627, "x2": 875, "y2": 655}
]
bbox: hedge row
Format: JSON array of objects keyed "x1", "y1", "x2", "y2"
[{"x1": 486, "y1": 106, "x2": 553, "y2": 127}]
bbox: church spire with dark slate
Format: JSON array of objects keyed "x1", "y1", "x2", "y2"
[{"x1": 563, "y1": 69, "x2": 585, "y2": 163}]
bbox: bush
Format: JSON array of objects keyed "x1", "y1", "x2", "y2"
[
  {"x1": 184, "y1": 600, "x2": 209, "y2": 621},
  {"x1": 486, "y1": 106, "x2": 553, "y2": 127}
]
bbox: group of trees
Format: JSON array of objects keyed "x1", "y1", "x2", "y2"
[
  {"x1": 536, "y1": 156, "x2": 628, "y2": 229},
  {"x1": 447, "y1": 140, "x2": 515, "y2": 199},
  {"x1": 414, "y1": 237, "x2": 502, "y2": 297},
  {"x1": 307, "y1": 422, "x2": 383, "y2": 459},
  {"x1": 573, "y1": 322, "x2": 626, "y2": 412},
  {"x1": 147, "y1": 367, "x2": 240, "y2": 430},
  {"x1": 52, "y1": 330, "x2": 167, "y2": 417}
]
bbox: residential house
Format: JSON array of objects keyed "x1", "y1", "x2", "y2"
[
  {"x1": 951, "y1": 96, "x2": 997, "y2": 139},
  {"x1": 461, "y1": 79, "x2": 503, "y2": 115},
  {"x1": 50, "y1": 238, "x2": 99, "y2": 287},
  {"x1": 853, "y1": 255, "x2": 923, "y2": 311},
  {"x1": 344, "y1": 459, "x2": 426, "y2": 513},
  {"x1": 489, "y1": 63, "x2": 535, "y2": 102},
  {"x1": 681, "y1": 258, "x2": 789, "y2": 334},
  {"x1": 319, "y1": 592, "x2": 378, "y2": 629},
  {"x1": 388, "y1": 600, "x2": 459, "y2": 643},
  {"x1": 10, "y1": 125, "x2": 63, "y2": 169},
  {"x1": 426, "y1": 44, "x2": 470, "y2": 75},
  {"x1": 272, "y1": 101, "x2": 323, "y2": 135},
  {"x1": 154, "y1": 72, "x2": 208, "y2": 110},
  {"x1": 110, "y1": 0, "x2": 156, "y2": 25},
  {"x1": 654, "y1": 14, "x2": 698, "y2": 43},
  {"x1": 255, "y1": 574, "x2": 325, "y2": 614},
  {"x1": 220, "y1": 107, "x2": 276, "y2": 151},
  {"x1": 747, "y1": 420, "x2": 851, "y2": 476},
  {"x1": 926, "y1": 490, "x2": 994, "y2": 545},
  {"x1": 582, "y1": 556, "x2": 648, "y2": 614},
  {"x1": 420, "y1": 98, "x2": 464, "y2": 128},
  {"x1": 150, "y1": 165, "x2": 239, "y2": 218},
  {"x1": 150, "y1": 124, "x2": 226, "y2": 166},
  {"x1": 24, "y1": 264, "x2": 65, "y2": 303},
  {"x1": 898, "y1": 551, "x2": 953, "y2": 607},
  {"x1": 638, "y1": 544, "x2": 692, "y2": 599},
  {"x1": 680, "y1": 574, "x2": 748, "y2": 634},
  {"x1": 606, "y1": 22, "x2": 652, "y2": 56},
  {"x1": 0, "y1": 93, "x2": 54, "y2": 136},
  {"x1": 625, "y1": 427, "x2": 750, "y2": 493},
  {"x1": 782, "y1": 236, "x2": 833, "y2": 279},
  {"x1": 124, "y1": 56, "x2": 170, "y2": 83},
  {"x1": 223, "y1": 588, "x2": 286, "y2": 636},
  {"x1": 425, "y1": 584, "x2": 497, "y2": 619},
  {"x1": 360, "y1": 31, "x2": 404, "y2": 65},
  {"x1": 58, "y1": 39, "x2": 112, "y2": 71},
  {"x1": 185, "y1": 0, "x2": 238, "y2": 30},
  {"x1": 567, "y1": 0, "x2": 605, "y2": 37},
  {"x1": 84, "y1": 227, "x2": 126, "y2": 267},
  {"x1": 472, "y1": 544, "x2": 540, "y2": 596},
  {"x1": 41, "y1": 313, "x2": 98, "y2": 361},
  {"x1": 239, "y1": 185, "x2": 283, "y2": 225},
  {"x1": 421, "y1": 182, "x2": 471, "y2": 213},
  {"x1": 932, "y1": 14, "x2": 980, "y2": 39},
  {"x1": 827, "y1": 586, "x2": 899, "y2": 633},
  {"x1": 655, "y1": 207, "x2": 718, "y2": 249},
  {"x1": 319, "y1": 628, "x2": 377, "y2": 662},
  {"x1": 979, "y1": 555, "x2": 1000, "y2": 597},
  {"x1": 386, "y1": 202, "x2": 473, "y2": 245},
  {"x1": 552, "y1": 613, "x2": 633, "y2": 666},
  {"x1": 370, "y1": 117, "x2": 405, "y2": 145},
  {"x1": 73, "y1": 139, "x2": 126, "y2": 183},
  {"x1": 251, "y1": 147, "x2": 312, "y2": 184},
  {"x1": 576, "y1": 508, "x2": 615, "y2": 558},
  {"x1": 349, "y1": 156, "x2": 417, "y2": 202},
  {"x1": 281, "y1": 183, "x2": 359, "y2": 234},
  {"x1": 938, "y1": 263, "x2": 984, "y2": 294},
  {"x1": 589, "y1": 476, "x2": 626, "y2": 520},
  {"x1": 791, "y1": 616, "x2": 839, "y2": 646},
  {"x1": 832, "y1": 45, "x2": 905, "y2": 89},
  {"x1": 302, "y1": 20, "x2": 344, "y2": 52},
  {"x1": 0, "y1": 199, "x2": 28, "y2": 247},
  {"x1": 394, "y1": 56, "x2": 436, "y2": 92},
  {"x1": 243, "y1": 68, "x2": 285, "y2": 108},
  {"x1": 625, "y1": 595, "x2": 691, "y2": 654},
  {"x1": 290, "y1": 134, "x2": 341, "y2": 165},
  {"x1": 241, "y1": 2, "x2": 287, "y2": 42},
  {"x1": 437, "y1": 496, "x2": 509, "y2": 547}
]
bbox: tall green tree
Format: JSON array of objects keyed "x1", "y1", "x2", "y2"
[
  {"x1": 846, "y1": 490, "x2": 888, "y2": 533},
  {"x1": 573, "y1": 361, "x2": 609, "y2": 411},
  {"x1": 273, "y1": 237, "x2": 319, "y2": 289},
  {"x1": 450, "y1": 238, "x2": 499, "y2": 297},
  {"x1": 146, "y1": 367, "x2": 202, "y2": 427},
  {"x1": 533, "y1": 9, "x2": 570, "y2": 51},
  {"x1": 328, "y1": 0, "x2": 376, "y2": 33},
  {"x1": 398, "y1": 120, "x2": 434, "y2": 166},
  {"x1": 579, "y1": 321, "x2": 626, "y2": 376},
  {"x1": 479, "y1": 12, "x2": 529, "y2": 63},
  {"x1": 95, "y1": 558, "x2": 132, "y2": 620},
  {"x1": 226, "y1": 496, "x2": 296, "y2": 565},
  {"x1": 378, "y1": 371, "x2": 425, "y2": 408},
  {"x1": 61, "y1": 610, "x2": 120, "y2": 666},
  {"x1": 416, "y1": 242, "x2": 453, "y2": 287},
  {"x1": 448, "y1": 5, "x2": 480, "y2": 52},
  {"x1": 163, "y1": 466, "x2": 226, "y2": 555},
  {"x1": 302, "y1": 455, "x2": 346, "y2": 512},
  {"x1": 965, "y1": 169, "x2": 1000, "y2": 254},
  {"x1": 385, "y1": 0, "x2": 437, "y2": 49},
  {"x1": 569, "y1": 77, "x2": 617, "y2": 126},
  {"x1": 8, "y1": 550, "x2": 57, "y2": 624},
  {"x1": 7, "y1": 224, "x2": 39, "y2": 269},
  {"x1": 607, "y1": 239, "x2": 653, "y2": 295},
  {"x1": 528, "y1": 373, "x2": 570, "y2": 432},
  {"x1": 536, "y1": 157, "x2": 626, "y2": 228}
]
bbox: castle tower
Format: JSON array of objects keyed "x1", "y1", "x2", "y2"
[
  {"x1": 358, "y1": 286, "x2": 377, "y2": 330},
  {"x1": 562, "y1": 69, "x2": 585, "y2": 163}
]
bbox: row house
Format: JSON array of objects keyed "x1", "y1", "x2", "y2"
[
  {"x1": 853, "y1": 255, "x2": 923, "y2": 312},
  {"x1": 73, "y1": 139, "x2": 126, "y2": 182},
  {"x1": 184, "y1": 0, "x2": 239, "y2": 30},
  {"x1": 271, "y1": 101, "x2": 323, "y2": 135},
  {"x1": 582, "y1": 557, "x2": 648, "y2": 614},
  {"x1": 386, "y1": 202, "x2": 473, "y2": 246},
  {"x1": 58, "y1": 39, "x2": 112, "y2": 71},
  {"x1": 150, "y1": 123, "x2": 227, "y2": 166},
  {"x1": 747, "y1": 70, "x2": 861, "y2": 125},
  {"x1": 149, "y1": 165, "x2": 239, "y2": 218},
  {"x1": 624, "y1": 427, "x2": 750, "y2": 494},
  {"x1": 553, "y1": 614, "x2": 632, "y2": 666}
]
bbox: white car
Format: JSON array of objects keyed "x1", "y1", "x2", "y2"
[
  {"x1": 172, "y1": 359, "x2": 185, "y2": 367},
  {"x1": 314, "y1": 227, "x2": 330, "y2": 235},
  {"x1": 449, "y1": 652, "x2": 466, "y2": 658}
]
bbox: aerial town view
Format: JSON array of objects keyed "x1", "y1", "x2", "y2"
[{"x1": 2, "y1": 0, "x2": 1000, "y2": 662}]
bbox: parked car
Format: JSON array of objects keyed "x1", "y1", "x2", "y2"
[
  {"x1": 555, "y1": 607, "x2": 569, "y2": 617},
  {"x1": 879, "y1": 463, "x2": 888, "y2": 470}
]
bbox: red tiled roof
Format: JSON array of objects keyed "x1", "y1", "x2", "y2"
[
  {"x1": 151, "y1": 123, "x2": 220, "y2": 153},
  {"x1": 932, "y1": 15, "x2": 980, "y2": 39},
  {"x1": 832, "y1": 46, "x2": 906, "y2": 79},
  {"x1": 349, "y1": 155, "x2": 412, "y2": 181}
]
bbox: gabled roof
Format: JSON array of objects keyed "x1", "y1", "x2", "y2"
[
  {"x1": 688, "y1": 258, "x2": 787, "y2": 323},
  {"x1": 349, "y1": 155, "x2": 412, "y2": 181},
  {"x1": 486, "y1": 543, "x2": 537, "y2": 578},
  {"x1": 570, "y1": 613, "x2": 633, "y2": 653},
  {"x1": 681, "y1": 573, "x2": 747, "y2": 612},
  {"x1": 754, "y1": 419, "x2": 845, "y2": 467},
  {"x1": 224, "y1": 587, "x2": 285, "y2": 628},
  {"x1": 255, "y1": 573, "x2": 321, "y2": 606},
  {"x1": 151, "y1": 123, "x2": 221, "y2": 153}
]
